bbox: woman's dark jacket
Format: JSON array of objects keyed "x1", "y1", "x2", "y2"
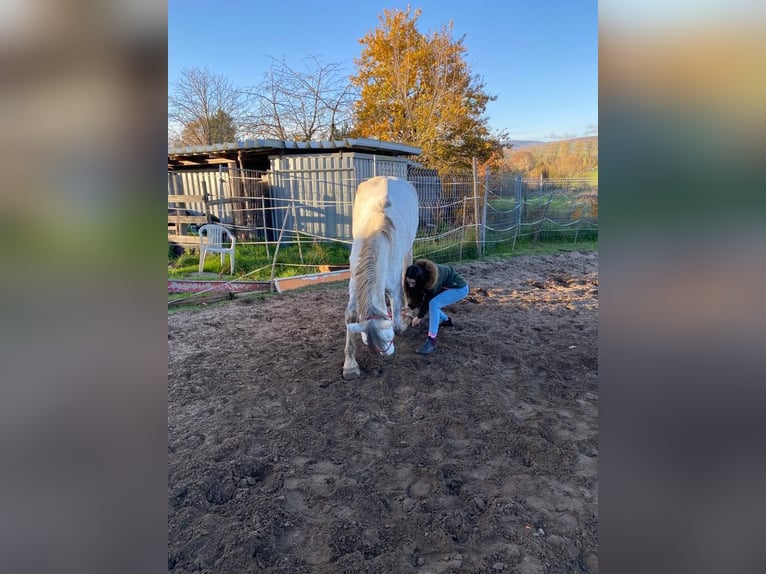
[{"x1": 405, "y1": 259, "x2": 467, "y2": 319}]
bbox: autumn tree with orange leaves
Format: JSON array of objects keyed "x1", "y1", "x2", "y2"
[{"x1": 350, "y1": 7, "x2": 506, "y2": 172}]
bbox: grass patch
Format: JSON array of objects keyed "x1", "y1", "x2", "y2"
[
  {"x1": 504, "y1": 238, "x2": 597, "y2": 257},
  {"x1": 168, "y1": 240, "x2": 351, "y2": 280},
  {"x1": 168, "y1": 230, "x2": 597, "y2": 310},
  {"x1": 169, "y1": 232, "x2": 597, "y2": 281},
  {"x1": 489, "y1": 197, "x2": 518, "y2": 211}
]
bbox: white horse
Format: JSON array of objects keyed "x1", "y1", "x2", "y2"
[{"x1": 343, "y1": 176, "x2": 419, "y2": 379}]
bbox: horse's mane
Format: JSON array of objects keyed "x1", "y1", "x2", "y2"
[{"x1": 355, "y1": 210, "x2": 395, "y2": 320}]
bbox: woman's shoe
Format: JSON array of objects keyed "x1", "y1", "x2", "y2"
[
  {"x1": 416, "y1": 337, "x2": 437, "y2": 355},
  {"x1": 439, "y1": 317, "x2": 454, "y2": 328}
]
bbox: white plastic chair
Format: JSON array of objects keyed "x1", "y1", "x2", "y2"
[{"x1": 198, "y1": 224, "x2": 236, "y2": 274}]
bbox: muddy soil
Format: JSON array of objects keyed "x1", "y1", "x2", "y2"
[{"x1": 168, "y1": 250, "x2": 598, "y2": 573}]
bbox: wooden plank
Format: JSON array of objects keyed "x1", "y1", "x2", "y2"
[
  {"x1": 168, "y1": 279, "x2": 273, "y2": 293},
  {"x1": 169, "y1": 292, "x2": 236, "y2": 306},
  {"x1": 167, "y1": 215, "x2": 209, "y2": 224},
  {"x1": 168, "y1": 194, "x2": 207, "y2": 203},
  {"x1": 167, "y1": 235, "x2": 200, "y2": 245},
  {"x1": 168, "y1": 158, "x2": 232, "y2": 166},
  {"x1": 168, "y1": 270, "x2": 349, "y2": 295},
  {"x1": 274, "y1": 269, "x2": 350, "y2": 293},
  {"x1": 206, "y1": 197, "x2": 241, "y2": 207}
]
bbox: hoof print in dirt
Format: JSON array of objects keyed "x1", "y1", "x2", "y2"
[
  {"x1": 440, "y1": 466, "x2": 464, "y2": 495},
  {"x1": 203, "y1": 474, "x2": 235, "y2": 505},
  {"x1": 234, "y1": 460, "x2": 272, "y2": 487},
  {"x1": 170, "y1": 486, "x2": 188, "y2": 510}
]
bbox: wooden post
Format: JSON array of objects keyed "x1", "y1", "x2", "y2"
[
  {"x1": 288, "y1": 179, "x2": 304, "y2": 264},
  {"x1": 472, "y1": 158, "x2": 481, "y2": 257},
  {"x1": 512, "y1": 175, "x2": 522, "y2": 251},
  {"x1": 200, "y1": 180, "x2": 211, "y2": 224},
  {"x1": 459, "y1": 198, "x2": 466, "y2": 261},
  {"x1": 481, "y1": 165, "x2": 489, "y2": 254},
  {"x1": 235, "y1": 154, "x2": 245, "y2": 237},
  {"x1": 259, "y1": 176, "x2": 271, "y2": 259}
]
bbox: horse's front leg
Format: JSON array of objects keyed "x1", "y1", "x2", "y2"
[
  {"x1": 342, "y1": 328, "x2": 360, "y2": 379},
  {"x1": 342, "y1": 306, "x2": 360, "y2": 379},
  {"x1": 390, "y1": 289, "x2": 406, "y2": 335},
  {"x1": 396, "y1": 250, "x2": 414, "y2": 334}
]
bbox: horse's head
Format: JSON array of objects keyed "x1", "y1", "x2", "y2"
[{"x1": 347, "y1": 316, "x2": 395, "y2": 356}]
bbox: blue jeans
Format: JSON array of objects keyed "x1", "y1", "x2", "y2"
[{"x1": 427, "y1": 285, "x2": 469, "y2": 338}]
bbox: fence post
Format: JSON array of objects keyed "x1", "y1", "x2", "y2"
[
  {"x1": 472, "y1": 158, "x2": 481, "y2": 257},
  {"x1": 201, "y1": 180, "x2": 212, "y2": 224},
  {"x1": 218, "y1": 165, "x2": 227, "y2": 227},
  {"x1": 512, "y1": 175, "x2": 522, "y2": 251},
  {"x1": 481, "y1": 165, "x2": 489, "y2": 256},
  {"x1": 288, "y1": 178, "x2": 304, "y2": 264},
  {"x1": 459, "y1": 197, "x2": 466, "y2": 261},
  {"x1": 261, "y1": 174, "x2": 271, "y2": 259}
]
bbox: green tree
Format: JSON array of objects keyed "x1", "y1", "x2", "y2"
[
  {"x1": 180, "y1": 109, "x2": 236, "y2": 146},
  {"x1": 350, "y1": 7, "x2": 505, "y2": 171}
]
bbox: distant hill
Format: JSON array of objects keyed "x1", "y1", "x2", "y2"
[
  {"x1": 504, "y1": 136, "x2": 598, "y2": 178},
  {"x1": 508, "y1": 136, "x2": 597, "y2": 151},
  {"x1": 507, "y1": 140, "x2": 546, "y2": 150}
]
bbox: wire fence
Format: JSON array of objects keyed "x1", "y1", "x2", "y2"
[{"x1": 168, "y1": 165, "x2": 597, "y2": 272}]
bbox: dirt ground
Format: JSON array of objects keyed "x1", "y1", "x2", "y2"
[{"x1": 168, "y1": 250, "x2": 598, "y2": 573}]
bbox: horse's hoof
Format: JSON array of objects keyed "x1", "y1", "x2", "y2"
[{"x1": 342, "y1": 368, "x2": 360, "y2": 380}]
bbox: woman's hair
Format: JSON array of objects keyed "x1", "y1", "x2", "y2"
[
  {"x1": 405, "y1": 263, "x2": 427, "y2": 287},
  {"x1": 405, "y1": 263, "x2": 428, "y2": 308}
]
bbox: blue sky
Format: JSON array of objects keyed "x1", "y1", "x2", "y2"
[{"x1": 168, "y1": 0, "x2": 597, "y2": 142}]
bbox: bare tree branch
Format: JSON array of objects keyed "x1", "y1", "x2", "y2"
[
  {"x1": 242, "y1": 56, "x2": 357, "y2": 141},
  {"x1": 168, "y1": 67, "x2": 248, "y2": 146}
]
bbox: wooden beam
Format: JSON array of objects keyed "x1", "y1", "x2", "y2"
[
  {"x1": 167, "y1": 235, "x2": 201, "y2": 245},
  {"x1": 168, "y1": 279, "x2": 273, "y2": 293},
  {"x1": 168, "y1": 194, "x2": 207, "y2": 203},
  {"x1": 167, "y1": 215, "x2": 208, "y2": 224},
  {"x1": 171, "y1": 157, "x2": 232, "y2": 166},
  {"x1": 167, "y1": 270, "x2": 350, "y2": 295},
  {"x1": 274, "y1": 269, "x2": 350, "y2": 293}
]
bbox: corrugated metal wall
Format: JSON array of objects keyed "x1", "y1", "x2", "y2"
[
  {"x1": 407, "y1": 166, "x2": 443, "y2": 227},
  {"x1": 169, "y1": 152, "x2": 412, "y2": 243},
  {"x1": 268, "y1": 152, "x2": 410, "y2": 242},
  {"x1": 167, "y1": 169, "x2": 224, "y2": 218},
  {"x1": 350, "y1": 152, "x2": 409, "y2": 182}
]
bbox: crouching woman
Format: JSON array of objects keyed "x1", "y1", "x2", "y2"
[{"x1": 404, "y1": 259, "x2": 469, "y2": 355}]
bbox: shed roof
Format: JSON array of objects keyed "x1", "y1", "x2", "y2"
[{"x1": 168, "y1": 137, "x2": 421, "y2": 167}]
